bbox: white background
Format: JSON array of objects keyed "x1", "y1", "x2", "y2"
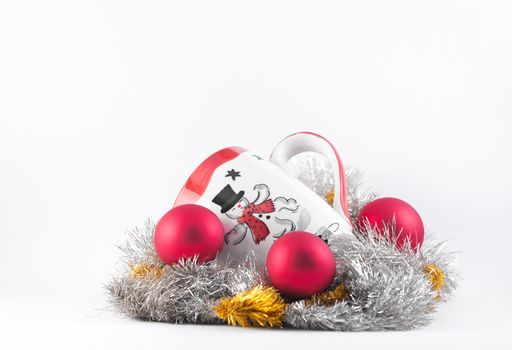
[{"x1": 1, "y1": 1, "x2": 511, "y2": 349}]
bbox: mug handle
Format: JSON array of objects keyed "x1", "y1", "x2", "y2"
[{"x1": 269, "y1": 132, "x2": 351, "y2": 223}]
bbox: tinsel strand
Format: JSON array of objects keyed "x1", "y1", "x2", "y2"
[
  {"x1": 306, "y1": 283, "x2": 348, "y2": 305},
  {"x1": 214, "y1": 286, "x2": 286, "y2": 328},
  {"x1": 131, "y1": 263, "x2": 165, "y2": 279},
  {"x1": 423, "y1": 263, "x2": 446, "y2": 300}
]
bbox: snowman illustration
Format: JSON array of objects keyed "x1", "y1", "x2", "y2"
[{"x1": 212, "y1": 184, "x2": 310, "y2": 245}]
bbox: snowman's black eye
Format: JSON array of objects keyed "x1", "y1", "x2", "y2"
[
  {"x1": 258, "y1": 214, "x2": 262, "y2": 218},
  {"x1": 266, "y1": 215, "x2": 271, "y2": 219}
]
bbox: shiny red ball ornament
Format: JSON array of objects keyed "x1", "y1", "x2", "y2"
[
  {"x1": 356, "y1": 197, "x2": 424, "y2": 250},
  {"x1": 154, "y1": 204, "x2": 224, "y2": 265},
  {"x1": 266, "y1": 231, "x2": 336, "y2": 300}
]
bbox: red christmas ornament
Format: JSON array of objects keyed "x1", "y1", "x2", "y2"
[
  {"x1": 356, "y1": 197, "x2": 424, "y2": 250},
  {"x1": 266, "y1": 231, "x2": 336, "y2": 300},
  {"x1": 154, "y1": 204, "x2": 224, "y2": 265}
]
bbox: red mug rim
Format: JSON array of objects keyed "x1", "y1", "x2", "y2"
[{"x1": 173, "y1": 146, "x2": 246, "y2": 207}]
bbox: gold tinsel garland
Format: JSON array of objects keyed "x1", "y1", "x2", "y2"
[
  {"x1": 306, "y1": 283, "x2": 348, "y2": 305},
  {"x1": 325, "y1": 190, "x2": 335, "y2": 205},
  {"x1": 423, "y1": 263, "x2": 445, "y2": 300},
  {"x1": 214, "y1": 286, "x2": 287, "y2": 328},
  {"x1": 131, "y1": 263, "x2": 165, "y2": 279}
]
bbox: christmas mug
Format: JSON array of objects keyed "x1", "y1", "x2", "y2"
[{"x1": 174, "y1": 132, "x2": 353, "y2": 267}]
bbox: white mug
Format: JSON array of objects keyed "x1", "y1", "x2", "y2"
[{"x1": 174, "y1": 132, "x2": 353, "y2": 267}]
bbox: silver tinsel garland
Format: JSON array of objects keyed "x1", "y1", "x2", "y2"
[{"x1": 107, "y1": 156, "x2": 457, "y2": 330}]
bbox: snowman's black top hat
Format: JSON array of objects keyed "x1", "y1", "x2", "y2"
[{"x1": 212, "y1": 185, "x2": 245, "y2": 213}]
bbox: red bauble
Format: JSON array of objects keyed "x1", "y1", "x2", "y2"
[
  {"x1": 356, "y1": 197, "x2": 424, "y2": 250},
  {"x1": 154, "y1": 204, "x2": 224, "y2": 265},
  {"x1": 266, "y1": 231, "x2": 336, "y2": 300}
]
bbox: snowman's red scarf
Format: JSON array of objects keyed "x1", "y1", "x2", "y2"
[{"x1": 238, "y1": 200, "x2": 275, "y2": 244}]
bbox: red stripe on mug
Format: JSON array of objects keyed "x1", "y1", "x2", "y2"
[{"x1": 174, "y1": 146, "x2": 246, "y2": 207}]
